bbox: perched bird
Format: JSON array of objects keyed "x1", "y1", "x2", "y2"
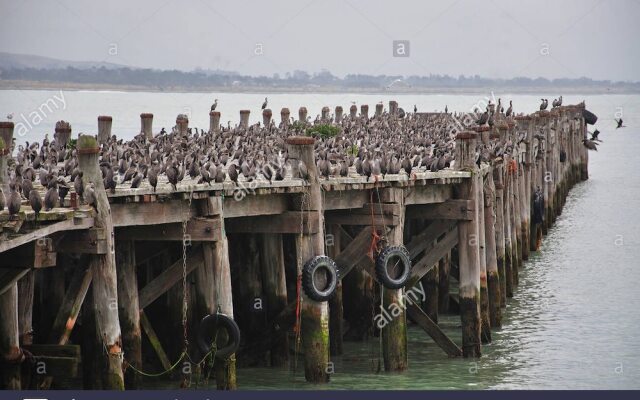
[
  {"x1": 540, "y1": 99, "x2": 548, "y2": 110},
  {"x1": 44, "y1": 180, "x2": 58, "y2": 211},
  {"x1": 505, "y1": 100, "x2": 513, "y2": 117},
  {"x1": 6, "y1": 113, "x2": 13, "y2": 120},
  {"x1": 445, "y1": 105, "x2": 448, "y2": 114},
  {"x1": 211, "y1": 99, "x2": 218, "y2": 111},
  {"x1": 74, "y1": 171, "x2": 84, "y2": 202},
  {"x1": 262, "y1": 97, "x2": 268, "y2": 110},
  {"x1": 8, "y1": 182, "x2": 21, "y2": 218},
  {"x1": 29, "y1": 189, "x2": 43, "y2": 222},
  {"x1": 476, "y1": 107, "x2": 489, "y2": 126},
  {"x1": 414, "y1": 105, "x2": 417, "y2": 113},
  {"x1": 57, "y1": 177, "x2": 70, "y2": 205},
  {"x1": 148, "y1": 165, "x2": 158, "y2": 192}
]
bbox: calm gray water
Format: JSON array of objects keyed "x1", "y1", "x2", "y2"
[{"x1": 1, "y1": 90, "x2": 639, "y2": 389}]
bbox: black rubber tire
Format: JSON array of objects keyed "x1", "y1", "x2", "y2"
[
  {"x1": 302, "y1": 255, "x2": 338, "y2": 302},
  {"x1": 197, "y1": 313, "x2": 241, "y2": 360},
  {"x1": 583, "y1": 109, "x2": 598, "y2": 125},
  {"x1": 375, "y1": 245, "x2": 411, "y2": 289}
]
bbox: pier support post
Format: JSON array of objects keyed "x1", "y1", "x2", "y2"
[
  {"x1": 204, "y1": 204, "x2": 237, "y2": 389},
  {"x1": 328, "y1": 224, "x2": 344, "y2": 356},
  {"x1": 375, "y1": 103, "x2": 384, "y2": 117},
  {"x1": 54, "y1": 120, "x2": 72, "y2": 150},
  {"x1": 334, "y1": 106, "x2": 344, "y2": 124},
  {"x1": 263, "y1": 109, "x2": 273, "y2": 127},
  {"x1": 209, "y1": 111, "x2": 221, "y2": 134},
  {"x1": 298, "y1": 107, "x2": 308, "y2": 123},
  {"x1": 176, "y1": 114, "x2": 189, "y2": 135},
  {"x1": 349, "y1": 105, "x2": 357, "y2": 119},
  {"x1": 239, "y1": 110, "x2": 250, "y2": 129},
  {"x1": 455, "y1": 131, "x2": 482, "y2": 357},
  {"x1": 421, "y1": 262, "x2": 439, "y2": 323},
  {"x1": 438, "y1": 251, "x2": 451, "y2": 314},
  {"x1": 493, "y1": 162, "x2": 507, "y2": 308},
  {"x1": 77, "y1": 135, "x2": 124, "y2": 389},
  {"x1": 381, "y1": 187, "x2": 408, "y2": 372},
  {"x1": 280, "y1": 108, "x2": 290, "y2": 128},
  {"x1": 484, "y1": 167, "x2": 501, "y2": 327},
  {"x1": 0, "y1": 284, "x2": 21, "y2": 389},
  {"x1": 321, "y1": 106, "x2": 331, "y2": 122},
  {"x1": 360, "y1": 104, "x2": 369, "y2": 119},
  {"x1": 477, "y1": 171, "x2": 490, "y2": 343},
  {"x1": 260, "y1": 233, "x2": 289, "y2": 366},
  {"x1": 140, "y1": 113, "x2": 153, "y2": 139},
  {"x1": 389, "y1": 101, "x2": 398, "y2": 117},
  {"x1": 17, "y1": 272, "x2": 35, "y2": 347},
  {"x1": 115, "y1": 240, "x2": 141, "y2": 389},
  {"x1": 97, "y1": 116, "x2": 112, "y2": 144},
  {"x1": 0, "y1": 122, "x2": 13, "y2": 202},
  {"x1": 286, "y1": 136, "x2": 330, "y2": 383}
]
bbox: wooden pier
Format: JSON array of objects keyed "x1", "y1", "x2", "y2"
[{"x1": 0, "y1": 102, "x2": 589, "y2": 389}]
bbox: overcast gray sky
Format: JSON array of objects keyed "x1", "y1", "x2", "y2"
[{"x1": 1, "y1": 0, "x2": 639, "y2": 81}]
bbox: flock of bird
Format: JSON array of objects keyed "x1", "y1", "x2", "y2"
[{"x1": 0, "y1": 97, "x2": 606, "y2": 220}]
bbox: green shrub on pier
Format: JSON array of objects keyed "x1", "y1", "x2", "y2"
[{"x1": 305, "y1": 124, "x2": 339, "y2": 139}]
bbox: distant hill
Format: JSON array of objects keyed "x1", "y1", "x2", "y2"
[{"x1": 0, "y1": 52, "x2": 131, "y2": 70}]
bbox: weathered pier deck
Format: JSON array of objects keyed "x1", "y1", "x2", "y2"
[{"x1": 0, "y1": 102, "x2": 589, "y2": 389}]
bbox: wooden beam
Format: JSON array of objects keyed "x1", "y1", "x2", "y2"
[
  {"x1": 111, "y1": 200, "x2": 194, "y2": 227},
  {"x1": 407, "y1": 227, "x2": 458, "y2": 288},
  {"x1": 138, "y1": 244, "x2": 203, "y2": 310},
  {"x1": 56, "y1": 228, "x2": 108, "y2": 254},
  {"x1": 223, "y1": 193, "x2": 288, "y2": 218},
  {"x1": 225, "y1": 211, "x2": 319, "y2": 234},
  {"x1": 334, "y1": 226, "x2": 375, "y2": 279},
  {"x1": 0, "y1": 268, "x2": 30, "y2": 296},
  {"x1": 324, "y1": 190, "x2": 369, "y2": 210},
  {"x1": 0, "y1": 216, "x2": 94, "y2": 253},
  {"x1": 404, "y1": 184, "x2": 452, "y2": 205},
  {"x1": 406, "y1": 219, "x2": 457, "y2": 260},
  {"x1": 325, "y1": 212, "x2": 399, "y2": 226},
  {"x1": 0, "y1": 241, "x2": 56, "y2": 269},
  {"x1": 406, "y1": 303, "x2": 462, "y2": 357},
  {"x1": 116, "y1": 217, "x2": 222, "y2": 241},
  {"x1": 406, "y1": 199, "x2": 474, "y2": 220},
  {"x1": 48, "y1": 264, "x2": 93, "y2": 344},
  {"x1": 139, "y1": 310, "x2": 172, "y2": 371}
]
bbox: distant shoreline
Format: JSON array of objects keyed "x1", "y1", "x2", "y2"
[{"x1": 1, "y1": 79, "x2": 638, "y2": 95}]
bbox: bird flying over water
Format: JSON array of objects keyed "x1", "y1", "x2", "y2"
[{"x1": 615, "y1": 118, "x2": 624, "y2": 129}]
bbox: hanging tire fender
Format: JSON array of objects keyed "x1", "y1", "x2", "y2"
[
  {"x1": 197, "y1": 313, "x2": 241, "y2": 360},
  {"x1": 375, "y1": 245, "x2": 412, "y2": 289},
  {"x1": 302, "y1": 255, "x2": 338, "y2": 302}
]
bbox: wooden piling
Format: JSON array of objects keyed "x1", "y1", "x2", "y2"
[
  {"x1": 97, "y1": 116, "x2": 112, "y2": 144},
  {"x1": 263, "y1": 109, "x2": 273, "y2": 127},
  {"x1": 209, "y1": 111, "x2": 221, "y2": 134},
  {"x1": 176, "y1": 114, "x2": 189, "y2": 135},
  {"x1": 298, "y1": 107, "x2": 308, "y2": 122},
  {"x1": 437, "y1": 251, "x2": 451, "y2": 314},
  {"x1": 77, "y1": 135, "x2": 124, "y2": 389},
  {"x1": 204, "y1": 212, "x2": 237, "y2": 389},
  {"x1": 260, "y1": 233, "x2": 290, "y2": 366},
  {"x1": 335, "y1": 106, "x2": 344, "y2": 123},
  {"x1": 321, "y1": 106, "x2": 331, "y2": 122},
  {"x1": 483, "y1": 168, "x2": 501, "y2": 327},
  {"x1": 389, "y1": 101, "x2": 398, "y2": 117},
  {"x1": 349, "y1": 105, "x2": 357, "y2": 119},
  {"x1": 381, "y1": 187, "x2": 408, "y2": 372},
  {"x1": 493, "y1": 163, "x2": 507, "y2": 308},
  {"x1": 286, "y1": 136, "x2": 329, "y2": 383},
  {"x1": 54, "y1": 120, "x2": 71, "y2": 150},
  {"x1": 375, "y1": 103, "x2": 384, "y2": 117},
  {"x1": 17, "y1": 272, "x2": 35, "y2": 347},
  {"x1": 280, "y1": 108, "x2": 290, "y2": 127},
  {"x1": 328, "y1": 224, "x2": 344, "y2": 356},
  {"x1": 455, "y1": 131, "x2": 482, "y2": 357},
  {"x1": 421, "y1": 263, "x2": 439, "y2": 323},
  {"x1": 0, "y1": 284, "x2": 21, "y2": 389},
  {"x1": 115, "y1": 240, "x2": 141, "y2": 389},
  {"x1": 140, "y1": 113, "x2": 153, "y2": 139},
  {"x1": 239, "y1": 110, "x2": 250, "y2": 129},
  {"x1": 360, "y1": 104, "x2": 369, "y2": 119}
]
